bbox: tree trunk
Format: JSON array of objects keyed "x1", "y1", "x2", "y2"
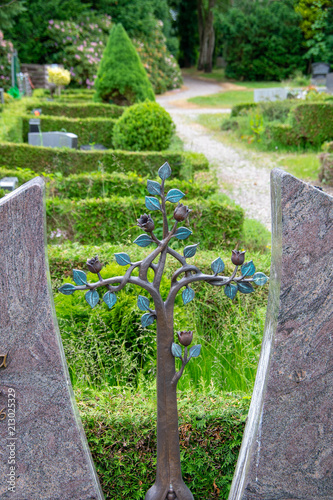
[
  {"x1": 144, "y1": 304, "x2": 193, "y2": 500},
  {"x1": 197, "y1": 0, "x2": 216, "y2": 73}
]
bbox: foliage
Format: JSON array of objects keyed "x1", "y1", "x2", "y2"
[
  {"x1": 46, "y1": 14, "x2": 112, "y2": 88},
  {"x1": 132, "y1": 20, "x2": 182, "y2": 94},
  {"x1": 295, "y1": 0, "x2": 332, "y2": 40},
  {"x1": 46, "y1": 194, "x2": 244, "y2": 248},
  {"x1": 173, "y1": 0, "x2": 199, "y2": 67},
  {"x1": 21, "y1": 114, "x2": 117, "y2": 148},
  {"x1": 25, "y1": 101, "x2": 124, "y2": 119},
  {"x1": 291, "y1": 102, "x2": 333, "y2": 146},
  {"x1": 47, "y1": 66, "x2": 71, "y2": 87},
  {"x1": 78, "y1": 388, "x2": 249, "y2": 499},
  {"x1": 318, "y1": 152, "x2": 333, "y2": 185},
  {"x1": 0, "y1": 0, "x2": 25, "y2": 31},
  {"x1": 3, "y1": 0, "x2": 91, "y2": 63},
  {"x1": 0, "y1": 142, "x2": 208, "y2": 177},
  {"x1": 303, "y1": 1, "x2": 331, "y2": 62},
  {"x1": 94, "y1": 24, "x2": 155, "y2": 106},
  {"x1": 218, "y1": 0, "x2": 305, "y2": 81},
  {"x1": 113, "y1": 101, "x2": 174, "y2": 151},
  {"x1": 0, "y1": 30, "x2": 14, "y2": 91}
]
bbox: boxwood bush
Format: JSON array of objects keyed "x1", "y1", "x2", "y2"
[
  {"x1": 0, "y1": 143, "x2": 208, "y2": 177},
  {"x1": 46, "y1": 195, "x2": 244, "y2": 248},
  {"x1": 113, "y1": 101, "x2": 174, "y2": 151}
]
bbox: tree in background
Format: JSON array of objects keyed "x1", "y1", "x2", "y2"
[
  {"x1": 94, "y1": 23, "x2": 155, "y2": 105},
  {"x1": 169, "y1": 0, "x2": 199, "y2": 68},
  {"x1": 219, "y1": 0, "x2": 306, "y2": 81},
  {"x1": 197, "y1": 0, "x2": 216, "y2": 72},
  {"x1": 0, "y1": 0, "x2": 25, "y2": 30}
]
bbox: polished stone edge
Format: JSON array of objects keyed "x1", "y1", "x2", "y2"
[
  {"x1": 1, "y1": 177, "x2": 104, "y2": 499},
  {"x1": 228, "y1": 168, "x2": 284, "y2": 500}
]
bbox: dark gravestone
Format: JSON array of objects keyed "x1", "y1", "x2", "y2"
[
  {"x1": 311, "y1": 62, "x2": 330, "y2": 85},
  {"x1": 229, "y1": 169, "x2": 333, "y2": 500},
  {"x1": 0, "y1": 178, "x2": 104, "y2": 499}
]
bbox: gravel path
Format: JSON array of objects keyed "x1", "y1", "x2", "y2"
[{"x1": 157, "y1": 77, "x2": 272, "y2": 230}]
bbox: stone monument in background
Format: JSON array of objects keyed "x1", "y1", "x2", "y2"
[
  {"x1": 229, "y1": 169, "x2": 333, "y2": 499},
  {"x1": 0, "y1": 178, "x2": 104, "y2": 499}
]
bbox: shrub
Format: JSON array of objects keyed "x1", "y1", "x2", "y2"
[
  {"x1": 46, "y1": 195, "x2": 244, "y2": 248},
  {"x1": 318, "y1": 152, "x2": 333, "y2": 185},
  {"x1": 94, "y1": 24, "x2": 155, "y2": 105},
  {"x1": 291, "y1": 102, "x2": 333, "y2": 146},
  {"x1": 25, "y1": 102, "x2": 124, "y2": 119},
  {"x1": 78, "y1": 389, "x2": 249, "y2": 499},
  {"x1": 47, "y1": 66, "x2": 71, "y2": 87},
  {"x1": 218, "y1": 0, "x2": 305, "y2": 81},
  {"x1": 265, "y1": 123, "x2": 301, "y2": 148},
  {"x1": 113, "y1": 101, "x2": 174, "y2": 151},
  {"x1": 0, "y1": 31, "x2": 14, "y2": 91},
  {"x1": 21, "y1": 115, "x2": 117, "y2": 148},
  {"x1": 0, "y1": 143, "x2": 209, "y2": 177},
  {"x1": 230, "y1": 103, "x2": 257, "y2": 118}
]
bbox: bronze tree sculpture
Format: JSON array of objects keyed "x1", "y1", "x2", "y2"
[{"x1": 59, "y1": 162, "x2": 269, "y2": 500}]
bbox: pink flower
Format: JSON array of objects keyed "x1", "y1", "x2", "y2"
[{"x1": 49, "y1": 20, "x2": 54, "y2": 25}]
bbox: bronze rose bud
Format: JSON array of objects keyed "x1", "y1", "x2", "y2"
[
  {"x1": 137, "y1": 213, "x2": 155, "y2": 232},
  {"x1": 177, "y1": 330, "x2": 193, "y2": 347},
  {"x1": 174, "y1": 203, "x2": 192, "y2": 221},
  {"x1": 86, "y1": 256, "x2": 103, "y2": 274},
  {"x1": 231, "y1": 249, "x2": 246, "y2": 266}
]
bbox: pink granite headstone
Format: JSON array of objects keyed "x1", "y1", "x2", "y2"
[
  {"x1": 229, "y1": 169, "x2": 333, "y2": 499},
  {"x1": 0, "y1": 178, "x2": 104, "y2": 499}
]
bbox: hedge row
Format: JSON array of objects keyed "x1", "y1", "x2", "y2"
[
  {"x1": 78, "y1": 389, "x2": 249, "y2": 500},
  {"x1": 22, "y1": 115, "x2": 117, "y2": 148},
  {"x1": 0, "y1": 142, "x2": 208, "y2": 177},
  {"x1": 25, "y1": 101, "x2": 124, "y2": 119},
  {"x1": 0, "y1": 168, "x2": 217, "y2": 200},
  {"x1": 291, "y1": 102, "x2": 333, "y2": 146},
  {"x1": 265, "y1": 123, "x2": 300, "y2": 147},
  {"x1": 318, "y1": 152, "x2": 333, "y2": 185},
  {"x1": 46, "y1": 195, "x2": 244, "y2": 248}
]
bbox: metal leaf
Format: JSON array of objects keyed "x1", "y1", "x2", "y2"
[
  {"x1": 211, "y1": 257, "x2": 225, "y2": 275},
  {"x1": 175, "y1": 227, "x2": 192, "y2": 240},
  {"x1": 158, "y1": 162, "x2": 172, "y2": 180},
  {"x1": 182, "y1": 287, "x2": 195, "y2": 305},
  {"x1": 189, "y1": 344, "x2": 201, "y2": 359},
  {"x1": 103, "y1": 291, "x2": 117, "y2": 309},
  {"x1": 147, "y1": 180, "x2": 161, "y2": 196},
  {"x1": 224, "y1": 284, "x2": 238, "y2": 300},
  {"x1": 141, "y1": 312, "x2": 156, "y2": 328},
  {"x1": 241, "y1": 260, "x2": 255, "y2": 277},
  {"x1": 145, "y1": 196, "x2": 161, "y2": 211},
  {"x1": 137, "y1": 295, "x2": 150, "y2": 311},
  {"x1": 114, "y1": 253, "x2": 131, "y2": 266},
  {"x1": 238, "y1": 281, "x2": 254, "y2": 294},
  {"x1": 171, "y1": 342, "x2": 182, "y2": 359},
  {"x1": 253, "y1": 272, "x2": 269, "y2": 286},
  {"x1": 85, "y1": 289, "x2": 99, "y2": 308},
  {"x1": 73, "y1": 269, "x2": 87, "y2": 286},
  {"x1": 165, "y1": 189, "x2": 185, "y2": 203},
  {"x1": 183, "y1": 244, "x2": 199, "y2": 258},
  {"x1": 59, "y1": 283, "x2": 76, "y2": 295},
  {"x1": 134, "y1": 234, "x2": 153, "y2": 247}
]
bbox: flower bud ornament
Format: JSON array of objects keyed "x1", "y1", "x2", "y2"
[
  {"x1": 177, "y1": 330, "x2": 193, "y2": 347},
  {"x1": 174, "y1": 203, "x2": 191, "y2": 222},
  {"x1": 231, "y1": 250, "x2": 246, "y2": 266},
  {"x1": 137, "y1": 214, "x2": 155, "y2": 232},
  {"x1": 86, "y1": 256, "x2": 103, "y2": 274}
]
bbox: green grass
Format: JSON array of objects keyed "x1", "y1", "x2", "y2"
[
  {"x1": 188, "y1": 90, "x2": 253, "y2": 108},
  {"x1": 277, "y1": 154, "x2": 320, "y2": 181}
]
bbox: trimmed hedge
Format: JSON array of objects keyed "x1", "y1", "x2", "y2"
[
  {"x1": 0, "y1": 142, "x2": 208, "y2": 177},
  {"x1": 318, "y1": 152, "x2": 333, "y2": 185},
  {"x1": 291, "y1": 102, "x2": 333, "y2": 146},
  {"x1": 46, "y1": 195, "x2": 244, "y2": 248},
  {"x1": 21, "y1": 115, "x2": 117, "y2": 148},
  {"x1": 25, "y1": 102, "x2": 124, "y2": 119},
  {"x1": 78, "y1": 389, "x2": 249, "y2": 500},
  {"x1": 230, "y1": 103, "x2": 257, "y2": 118},
  {"x1": 265, "y1": 123, "x2": 300, "y2": 147}
]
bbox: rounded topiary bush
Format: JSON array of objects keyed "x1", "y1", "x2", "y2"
[
  {"x1": 94, "y1": 23, "x2": 155, "y2": 106},
  {"x1": 112, "y1": 101, "x2": 175, "y2": 151}
]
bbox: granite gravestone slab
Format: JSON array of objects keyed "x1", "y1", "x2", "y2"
[
  {"x1": 229, "y1": 169, "x2": 333, "y2": 500},
  {"x1": 254, "y1": 88, "x2": 288, "y2": 102},
  {"x1": 28, "y1": 131, "x2": 78, "y2": 149},
  {"x1": 326, "y1": 72, "x2": 333, "y2": 93},
  {"x1": 0, "y1": 178, "x2": 104, "y2": 499}
]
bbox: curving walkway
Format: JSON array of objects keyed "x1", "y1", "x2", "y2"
[{"x1": 157, "y1": 77, "x2": 272, "y2": 230}]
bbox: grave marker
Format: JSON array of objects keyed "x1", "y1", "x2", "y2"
[
  {"x1": 229, "y1": 168, "x2": 333, "y2": 500},
  {"x1": 0, "y1": 178, "x2": 104, "y2": 499}
]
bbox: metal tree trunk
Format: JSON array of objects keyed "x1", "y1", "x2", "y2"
[{"x1": 145, "y1": 306, "x2": 194, "y2": 500}]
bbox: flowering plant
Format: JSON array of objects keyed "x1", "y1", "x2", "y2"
[
  {"x1": 0, "y1": 31, "x2": 14, "y2": 91},
  {"x1": 47, "y1": 15, "x2": 111, "y2": 88}
]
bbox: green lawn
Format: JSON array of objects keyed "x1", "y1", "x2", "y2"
[{"x1": 188, "y1": 90, "x2": 254, "y2": 108}]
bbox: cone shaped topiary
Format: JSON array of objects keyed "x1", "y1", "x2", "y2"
[{"x1": 94, "y1": 23, "x2": 155, "y2": 106}]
